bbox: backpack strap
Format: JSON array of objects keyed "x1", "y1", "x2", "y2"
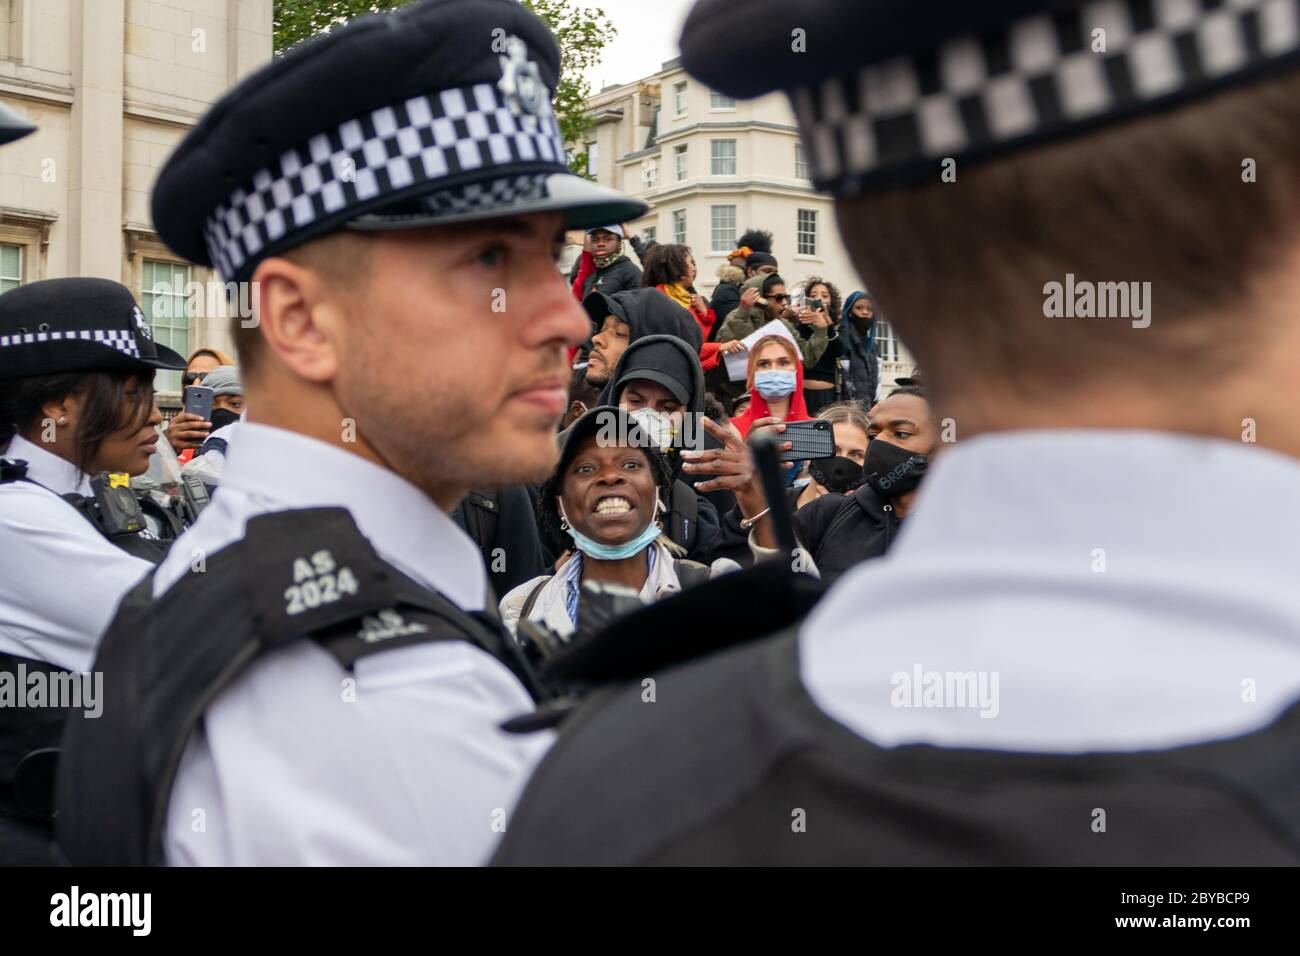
[{"x1": 519, "y1": 577, "x2": 548, "y2": 621}]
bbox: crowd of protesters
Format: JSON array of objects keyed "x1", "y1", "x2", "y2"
[
  {"x1": 0, "y1": 217, "x2": 933, "y2": 865},
  {"x1": 3, "y1": 224, "x2": 929, "y2": 654},
  {"x1": 3, "y1": 0, "x2": 1296, "y2": 877},
  {"x1": 537, "y1": 223, "x2": 938, "y2": 607}
]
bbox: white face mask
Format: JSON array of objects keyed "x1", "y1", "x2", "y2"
[{"x1": 626, "y1": 407, "x2": 676, "y2": 451}]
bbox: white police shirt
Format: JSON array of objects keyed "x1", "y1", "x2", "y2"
[
  {"x1": 0, "y1": 434, "x2": 154, "y2": 672},
  {"x1": 156, "y1": 421, "x2": 553, "y2": 866},
  {"x1": 803, "y1": 429, "x2": 1300, "y2": 753},
  {"x1": 180, "y1": 419, "x2": 239, "y2": 486}
]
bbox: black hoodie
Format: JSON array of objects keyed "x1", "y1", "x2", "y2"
[
  {"x1": 597, "y1": 334, "x2": 720, "y2": 563},
  {"x1": 585, "y1": 287, "x2": 702, "y2": 350},
  {"x1": 598, "y1": 331, "x2": 706, "y2": 411},
  {"x1": 582, "y1": 287, "x2": 701, "y2": 374},
  {"x1": 568, "y1": 250, "x2": 642, "y2": 299},
  {"x1": 791, "y1": 484, "x2": 900, "y2": 585}
]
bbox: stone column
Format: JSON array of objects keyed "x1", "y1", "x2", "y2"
[
  {"x1": 67, "y1": 0, "x2": 125, "y2": 280},
  {"x1": 228, "y1": 0, "x2": 273, "y2": 84}
]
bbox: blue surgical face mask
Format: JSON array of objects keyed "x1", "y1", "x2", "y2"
[
  {"x1": 754, "y1": 369, "x2": 797, "y2": 398},
  {"x1": 559, "y1": 499, "x2": 663, "y2": 560}
]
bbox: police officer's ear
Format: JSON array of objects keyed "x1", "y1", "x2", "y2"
[
  {"x1": 38, "y1": 394, "x2": 78, "y2": 436},
  {"x1": 249, "y1": 252, "x2": 350, "y2": 386}
]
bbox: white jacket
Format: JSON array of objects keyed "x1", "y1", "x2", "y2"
[{"x1": 500, "y1": 538, "x2": 738, "y2": 640}]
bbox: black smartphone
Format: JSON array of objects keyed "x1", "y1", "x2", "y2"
[
  {"x1": 778, "y1": 419, "x2": 835, "y2": 461},
  {"x1": 810, "y1": 299, "x2": 825, "y2": 311},
  {"x1": 183, "y1": 385, "x2": 214, "y2": 421}
]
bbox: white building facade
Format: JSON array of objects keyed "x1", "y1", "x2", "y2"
[
  {"x1": 582, "y1": 58, "x2": 915, "y2": 390},
  {"x1": 0, "y1": 0, "x2": 273, "y2": 396}
]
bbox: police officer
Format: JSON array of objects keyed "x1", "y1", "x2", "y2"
[
  {"x1": 0, "y1": 278, "x2": 186, "y2": 862},
  {"x1": 492, "y1": 0, "x2": 1300, "y2": 864},
  {"x1": 57, "y1": 0, "x2": 647, "y2": 865}
]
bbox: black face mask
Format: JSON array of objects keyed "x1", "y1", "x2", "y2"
[
  {"x1": 209, "y1": 407, "x2": 241, "y2": 432},
  {"x1": 809, "y1": 455, "x2": 865, "y2": 495},
  {"x1": 864, "y1": 438, "x2": 928, "y2": 498}
]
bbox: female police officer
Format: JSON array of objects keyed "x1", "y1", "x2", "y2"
[{"x1": 0, "y1": 276, "x2": 185, "y2": 862}]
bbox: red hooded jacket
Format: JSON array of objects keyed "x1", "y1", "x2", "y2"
[{"x1": 729, "y1": 334, "x2": 812, "y2": 438}]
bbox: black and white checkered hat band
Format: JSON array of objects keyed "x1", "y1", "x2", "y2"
[
  {"x1": 0, "y1": 328, "x2": 140, "y2": 358},
  {"x1": 358, "y1": 171, "x2": 556, "y2": 222},
  {"x1": 793, "y1": 0, "x2": 1300, "y2": 193},
  {"x1": 204, "y1": 82, "x2": 567, "y2": 281},
  {"x1": 399, "y1": 172, "x2": 550, "y2": 217}
]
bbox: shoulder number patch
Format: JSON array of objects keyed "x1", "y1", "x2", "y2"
[{"x1": 285, "y1": 549, "x2": 359, "y2": 615}]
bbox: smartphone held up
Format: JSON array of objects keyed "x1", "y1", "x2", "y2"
[{"x1": 182, "y1": 384, "x2": 214, "y2": 422}]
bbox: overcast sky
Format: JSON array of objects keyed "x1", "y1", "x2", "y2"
[{"x1": 580, "y1": 0, "x2": 696, "y2": 91}]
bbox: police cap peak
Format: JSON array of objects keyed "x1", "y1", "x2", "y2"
[
  {"x1": 153, "y1": 0, "x2": 647, "y2": 283},
  {"x1": 680, "y1": 0, "x2": 1300, "y2": 195}
]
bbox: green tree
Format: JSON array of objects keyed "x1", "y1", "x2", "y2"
[
  {"x1": 273, "y1": 1, "x2": 408, "y2": 55},
  {"x1": 520, "y1": 0, "x2": 615, "y2": 179},
  {"x1": 272, "y1": 0, "x2": 616, "y2": 178}
]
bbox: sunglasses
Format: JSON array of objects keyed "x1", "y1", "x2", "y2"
[
  {"x1": 770, "y1": 294, "x2": 789, "y2": 302},
  {"x1": 182, "y1": 371, "x2": 208, "y2": 387}
]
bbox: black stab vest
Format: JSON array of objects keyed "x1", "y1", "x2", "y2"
[
  {"x1": 0, "y1": 458, "x2": 169, "y2": 563},
  {"x1": 0, "y1": 459, "x2": 166, "y2": 863},
  {"x1": 494, "y1": 630, "x2": 1300, "y2": 865},
  {"x1": 0, "y1": 652, "x2": 72, "y2": 863},
  {"x1": 56, "y1": 506, "x2": 531, "y2": 865}
]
